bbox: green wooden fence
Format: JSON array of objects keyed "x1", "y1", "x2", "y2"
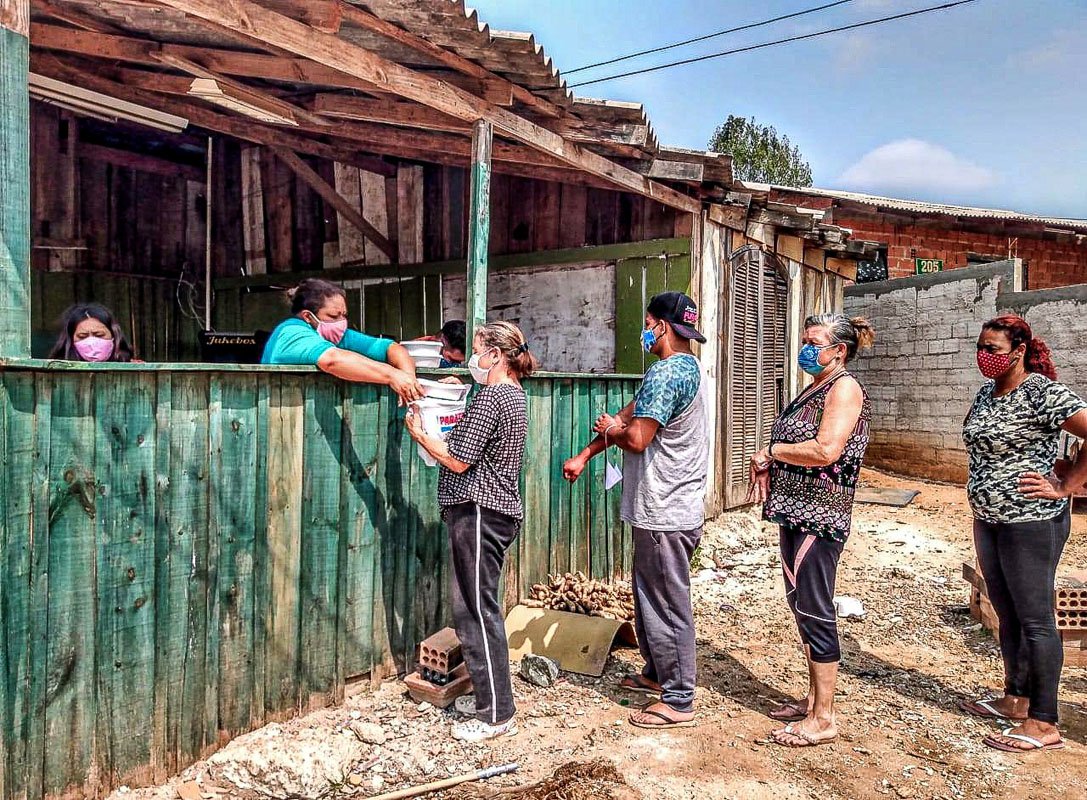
[{"x1": 0, "y1": 362, "x2": 638, "y2": 799}]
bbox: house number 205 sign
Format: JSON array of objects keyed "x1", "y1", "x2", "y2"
[{"x1": 915, "y1": 258, "x2": 944, "y2": 274}]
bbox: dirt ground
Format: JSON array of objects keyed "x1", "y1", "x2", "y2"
[{"x1": 111, "y1": 470, "x2": 1087, "y2": 800}]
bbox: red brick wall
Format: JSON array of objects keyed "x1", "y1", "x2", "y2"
[{"x1": 770, "y1": 190, "x2": 1087, "y2": 289}]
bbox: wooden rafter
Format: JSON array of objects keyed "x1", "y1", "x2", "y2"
[
  {"x1": 272, "y1": 146, "x2": 396, "y2": 261},
  {"x1": 143, "y1": 0, "x2": 701, "y2": 212},
  {"x1": 312, "y1": 93, "x2": 468, "y2": 134},
  {"x1": 152, "y1": 52, "x2": 330, "y2": 127},
  {"x1": 31, "y1": 52, "x2": 399, "y2": 175},
  {"x1": 29, "y1": 23, "x2": 516, "y2": 105}
]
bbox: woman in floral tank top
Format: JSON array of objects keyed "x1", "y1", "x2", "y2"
[{"x1": 748, "y1": 313, "x2": 874, "y2": 749}]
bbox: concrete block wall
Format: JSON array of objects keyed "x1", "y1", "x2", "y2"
[{"x1": 844, "y1": 263, "x2": 1014, "y2": 482}]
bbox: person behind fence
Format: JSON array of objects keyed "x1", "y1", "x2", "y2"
[
  {"x1": 261, "y1": 278, "x2": 423, "y2": 405},
  {"x1": 563, "y1": 291, "x2": 709, "y2": 730},
  {"x1": 418, "y1": 319, "x2": 467, "y2": 367},
  {"x1": 49, "y1": 302, "x2": 137, "y2": 362},
  {"x1": 958, "y1": 315, "x2": 1087, "y2": 753},
  {"x1": 405, "y1": 321, "x2": 537, "y2": 743},
  {"x1": 749, "y1": 313, "x2": 874, "y2": 748}
]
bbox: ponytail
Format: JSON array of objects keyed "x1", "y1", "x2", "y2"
[
  {"x1": 981, "y1": 315, "x2": 1057, "y2": 380},
  {"x1": 475, "y1": 321, "x2": 539, "y2": 380}
]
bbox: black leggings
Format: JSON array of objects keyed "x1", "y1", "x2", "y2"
[
  {"x1": 780, "y1": 526, "x2": 844, "y2": 663},
  {"x1": 974, "y1": 507, "x2": 1070, "y2": 724}
]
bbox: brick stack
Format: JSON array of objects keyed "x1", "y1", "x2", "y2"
[{"x1": 963, "y1": 562, "x2": 1087, "y2": 667}]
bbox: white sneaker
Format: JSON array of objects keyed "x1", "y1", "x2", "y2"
[{"x1": 451, "y1": 717, "x2": 518, "y2": 743}]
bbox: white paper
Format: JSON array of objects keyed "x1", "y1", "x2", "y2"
[{"x1": 604, "y1": 460, "x2": 623, "y2": 490}]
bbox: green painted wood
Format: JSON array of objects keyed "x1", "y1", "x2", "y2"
[
  {"x1": 43, "y1": 373, "x2": 98, "y2": 796},
  {"x1": 586, "y1": 380, "x2": 610, "y2": 579},
  {"x1": 214, "y1": 238, "x2": 692, "y2": 290},
  {"x1": 568, "y1": 380, "x2": 591, "y2": 575},
  {"x1": 264, "y1": 377, "x2": 304, "y2": 716},
  {"x1": 465, "y1": 120, "x2": 492, "y2": 348},
  {"x1": 202, "y1": 379, "x2": 223, "y2": 745},
  {"x1": 299, "y1": 379, "x2": 345, "y2": 709},
  {"x1": 149, "y1": 373, "x2": 175, "y2": 780},
  {"x1": 0, "y1": 20, "x2": 30, "y2": 358},
  {"x1": 548, "y1": 379, "x2": 573, "y2": 576},
  {"x1": 214, "y1": 375, "x2": 259, "y2": 737},
  {"x1": 1, "y1": 372, "x2": 40, "y2": 800},
  {"x1": 522, "y1": 379, "x2": 553, "y2": 597},
  {"x1": 170, "y1": 375, "x2": 211, "y2": 764},
  {"x1": 340, "y1": 383, "x2": 380, "y2": 679},
  {"x1": 0, "y1": 366, "x2": 640, "y2": 798},
  {"x1": 604, "y1": 382, "x2": 627, "y2": 580},
  {"x1": 94, "y1": 371, "x2": 157, "y2": 790}
]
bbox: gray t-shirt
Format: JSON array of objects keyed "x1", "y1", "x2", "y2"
[{"x1": 620, "y1": 356, "x2": 709, "y2": 531}]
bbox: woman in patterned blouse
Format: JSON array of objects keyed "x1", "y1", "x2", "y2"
[
  {"x1": 959, "y1": 315, "x2": 1087, "y2": 753},
  {"x1": 748, "y1": 313, "x2": 875, "y2": 748}
]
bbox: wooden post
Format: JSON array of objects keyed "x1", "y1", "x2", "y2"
[
  {"x1": 465, "y1": 119, "x2": 492, "y2": 348},
  {"x1": 0, "y1": 0, "x2": 30, "y2": 357}
]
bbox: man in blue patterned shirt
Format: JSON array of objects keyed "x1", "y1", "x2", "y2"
[{"x1": 564, "y1": 291, "x2": 709, "y2": 730}]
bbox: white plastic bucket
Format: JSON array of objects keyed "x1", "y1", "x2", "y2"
[
  {"x1": 418, "y1": 378, "x2": 470, "y2": 402},
  {"x1": 403, "y1": 340, "x2": 444, "y2": 368},
  {"x1": 413, "y1": 396, "x2": 467, "y2": 467}
]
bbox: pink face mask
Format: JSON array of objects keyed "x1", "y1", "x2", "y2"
[
  {"x1": 311, "y1": 316, "x2": 348, "y2": 345},
  {"x1": 74, "y1": 336, "x2": 115, "y2": 362}
]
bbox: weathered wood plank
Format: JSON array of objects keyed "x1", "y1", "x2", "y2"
[
  {"x1": 586, "y1": 380, "x2": 610, "y2": 579},
  {"x1": 568, "y1": 379, "x2": 591, "y2": 576},
  {"x1": 299, "y1": 379, "x2": 345, "y2": 710},
  {"x1": 0, "y1": 9, "x2": 30, "y2": 357},
  {"x1": 548, "y1": 379, "x2": 573, "y2": 576},
  {"x1": 520, "y1": 379, "x2": 552, "y2": 598},
  {"x1": 42, "y1": 373, "x2": 98, "y2": 796},
  {"x1": 264, "y1": 376, "x2": 304, "y2": 716},
  {"x1": 214, "y1": 375, "x2": 259, "y2": 738},
  {"x1": 94, "y1": 371, "x2": 157, "y2": 791},
  {"x1": 396, "y1": 164, "x2": 424, "y2": 266}
]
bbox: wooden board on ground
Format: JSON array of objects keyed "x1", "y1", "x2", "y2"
[
  {"x1": 854, "y1": 487, "x2": 920, "y2": 507},
  {"x1": 504, "y1": 605, "x2": 635, "y2": 677}
]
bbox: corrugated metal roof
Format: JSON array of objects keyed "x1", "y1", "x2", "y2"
[{"x1": 754, "y1": 184, "x2": 1087, "y2": 231}]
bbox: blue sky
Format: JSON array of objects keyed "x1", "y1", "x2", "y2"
[{"x1": 468, "y1": 0, "x2": 1087, "y2": 219}]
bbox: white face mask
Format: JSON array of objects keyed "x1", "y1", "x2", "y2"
[{"x1": 468, "y1": 349, "x2": 497, "y2": 384}]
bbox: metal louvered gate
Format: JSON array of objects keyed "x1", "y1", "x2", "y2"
[{"x1": 723, "y1": 248, "x2": 790, "y2": 508}]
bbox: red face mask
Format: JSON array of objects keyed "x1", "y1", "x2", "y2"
[{"x1": 976, "y1": 350, "x2": 1014, "y2": 379}]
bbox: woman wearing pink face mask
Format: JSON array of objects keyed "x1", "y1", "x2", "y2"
[
  {"x1": 49, "y1": 303, "x2": 136, "y2": 363},
  {"x1": 262, "y1": 278, "x2": 423, "y2": 406},
  {"x1": 960, "y1": 315, "x2": 1087, "y2": 753}
]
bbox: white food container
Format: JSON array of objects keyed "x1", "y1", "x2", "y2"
[
  {"x1": 403, "y1": 339, "x2": 444, "y2": 368},
  {"x1": 418, "y1": 377, "x2": 470, "y2": 402},
  {"x1": 413, "y1": 396, "x2": 468, "y2": 467}
]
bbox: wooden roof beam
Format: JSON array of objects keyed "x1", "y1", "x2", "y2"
[
  {"x1": 143, "y1": 0, "x2": 701, "y2": 212},
  {"x1": 259, "y1": 0, "x2": 341, "y2": 34},
  {"x1": 30, "y1": 53, "x2": 399, "y2": 176},
  {"x1": 334, "y1": 1, "x2": 562, "y2": 119},
  {"x1": 29, "y1": 23, "x2": 514, "y2": 104},
  {"x1": 312, "y1": 93, "x2": 469, "y2": 134},
  {"x1": 272, "y1": 146, "x2": 396, "y2": 261}
]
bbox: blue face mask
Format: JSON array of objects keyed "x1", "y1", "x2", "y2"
[
  {"x1": 641, "y1": 323, "x2": 661, "y2": 353},
  {"x1": 798, "y1": 343, "x2": 838, "y2": 375}
]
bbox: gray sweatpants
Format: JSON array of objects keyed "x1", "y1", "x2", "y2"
[{"x1": 631, "y1": 526, "x2": 702, "y2": 712}]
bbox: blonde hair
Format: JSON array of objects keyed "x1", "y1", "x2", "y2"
[
  {"x1": 475, "y1": 321, "x2": 538, "y2": 379},
  {"x1": 804, "y1": 314, "x2": 876, "y2": 361}
]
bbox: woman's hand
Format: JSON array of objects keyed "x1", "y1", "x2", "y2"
[
  {"x1": 563, "y1": 453, "x2": 589, "y2": 483},
  {"x1": 593, "y1": 413, "x2": 621, "y2": 436},
  {"x1": 1018, "y1": 471, "x2": 1070, "y2": 500},
  {"x1": 404, "y1": 406, "x2": 425, "y2": 441},
  {"x1": 438, "y1": 375, "x2": 463, "y2": 385},
  {"x1": 750, "y1": 447, "x2": 772, "y2": 475},
  {"x1": 390, "y1": 370, "x2": 424, "y2": 406},
  {"x1": 746, "y1": 469, "x2": 770, "y2": 504}
]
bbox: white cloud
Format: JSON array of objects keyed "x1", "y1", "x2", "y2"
[{"x1": 837, "y1": 139, "x2": 999, "y2": 194}]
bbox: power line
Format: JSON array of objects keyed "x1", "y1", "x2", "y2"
[
  {"x1": 565, "y1": 0, "x2": 855, "y2": 75},
  {"x1": 568, "y1": 0, "x2": 979, "y2": 89}
]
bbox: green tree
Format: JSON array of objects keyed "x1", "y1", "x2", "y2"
[{"x1": 708, "y1": 115, "x2": 813, "y2": 187}]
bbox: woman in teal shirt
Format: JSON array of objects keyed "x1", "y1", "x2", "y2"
[{"x1": 262, "y1": 278, "x2": 424, "y2": 405}]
